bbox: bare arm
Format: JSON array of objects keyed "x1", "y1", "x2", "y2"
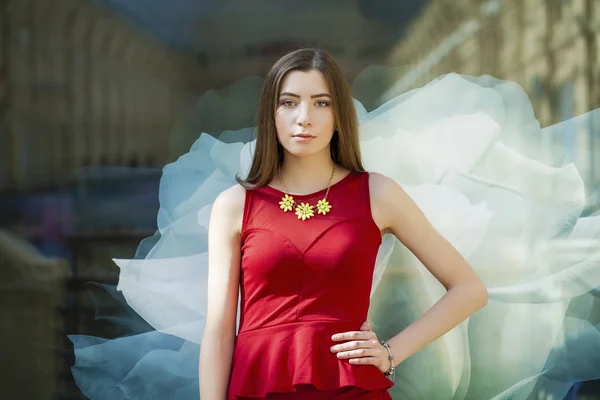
[
  {"x1": 199, "y1": 184, "x2": 245, "y2": 399},
  {"x1": 370, "y1": 173, "x2": 488, "y2": 365}
]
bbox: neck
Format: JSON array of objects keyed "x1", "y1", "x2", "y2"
[{"x1": 279, "y1": 151, "x2": 335, "y2": 194}]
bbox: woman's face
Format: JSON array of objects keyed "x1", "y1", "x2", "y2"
[{"x1": 275, "y1": 69, "x2": 336, "y2": 159}]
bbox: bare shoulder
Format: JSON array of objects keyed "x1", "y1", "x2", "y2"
[
  {"x1": 211, "y1": 183, "x2": 246, "y2": 233},
  {"x1": 368, "y1": 172, "x2": 405, "y2": 202},
  {"x1": 368, "y1": 172, "x2": 392, "y2": 194},
  {"x1": 368, "y1": 172, "x2": 411, "y2": 233},
  {"x1": 214, "y1": 183, "x2": 246, "y2": 209}
]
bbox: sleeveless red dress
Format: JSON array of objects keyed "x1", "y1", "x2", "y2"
[{"x1": 227, "y1": 172, "x2": 394, "y2": 399}]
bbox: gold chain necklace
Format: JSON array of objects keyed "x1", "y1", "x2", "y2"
[{"x1": 277, "y1": 164, "x2": 336, "y2": 221}]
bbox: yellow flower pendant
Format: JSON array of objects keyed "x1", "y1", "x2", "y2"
[
  {"x1": 279, "y1": 195, "x2": 332, "y2": 221},
  {"x1": 316, "y1": 199, "x2": 332, "y2": 215},
  {"x1": 295, "y1": 202, "x2": 315, "y2": 221},
  {"x1": 279, "y1": 194, "x2": 295, "y2": 212}
]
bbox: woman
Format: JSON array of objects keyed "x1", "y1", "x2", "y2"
[{"x1": 199, "y1": 48, "x2": 488, "y2": 399}]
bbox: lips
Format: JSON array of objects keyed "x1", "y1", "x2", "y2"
[{"x1": 293, "y1": 134, "x2": 315, "y2": 138}]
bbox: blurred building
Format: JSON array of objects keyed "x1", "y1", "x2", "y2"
[
  {"x1": 0, "y1": 0, "x2": 203, "y2": 193},
  {"x1": 0, "y1": 229, "x2": 68, "y2": 399},
  {"x1": 91, "y1": 0, "x2": 419, "y2": 86},
  {"x1": 385, "y1": 0, "x2": 600, "y2": 195},
  {"x1": 0, "y1": 0, "x2": 431, "y2": 194}
]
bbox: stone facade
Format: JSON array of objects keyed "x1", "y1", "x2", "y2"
[
  {"x1": 0, "y1": 0, "x2": 415, "y2": 193},
  {"x1": 0, "y1": 229, "x2": 68, "y2": 399},
  {"x1": 0, "y1": 0, "x2": 202, "y2": 192},
  {"x1": 386, "y1": 0, "x2": 600, "y2": 195}
]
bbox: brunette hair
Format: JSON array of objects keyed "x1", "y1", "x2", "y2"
[{"x1": 236, "y1": 47, "x2": 364, "y2": 189}]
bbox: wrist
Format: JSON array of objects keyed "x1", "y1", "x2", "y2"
[
  {"x1": 386, "y1": 337, "x2": 405, "y2": 367},
  {"x1": 379, "y1": 340, "x2": 395, "y2": 377}
]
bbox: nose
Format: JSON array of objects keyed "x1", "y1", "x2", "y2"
[{"x1": 296, "y1": 104, "x2": 311, "y2": 127}]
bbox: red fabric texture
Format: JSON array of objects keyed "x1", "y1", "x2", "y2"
[
  {"x1": 227, "y1": 172, "x2": 393, "y2": 399},
  {"x1": 232, "y1": 384, "x2": 391, "y2": 399}
]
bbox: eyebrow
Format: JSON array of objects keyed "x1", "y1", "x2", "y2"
[{"x1": 279, "y1": 92, "x2": 331, "y2": 99}]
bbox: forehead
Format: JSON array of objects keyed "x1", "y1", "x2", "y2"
[{"x1": 279, "y1": 69, "x2": 330, "y2": 95}]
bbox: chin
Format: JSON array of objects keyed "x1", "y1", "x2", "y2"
[
  {"x1": 284, "y1": 142, "x2": 329, "y2": 158},
  {"x1": 286, "y1": 148, "x2": 318, "y2": 158}
]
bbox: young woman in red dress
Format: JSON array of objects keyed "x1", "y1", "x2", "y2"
[{"x1": 199, "y1": 47, "x2": 488, "y2": 400}]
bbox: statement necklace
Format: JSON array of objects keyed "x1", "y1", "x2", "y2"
[{"x1": 277, "y1": 165, "x2": 336, "y2": 221}]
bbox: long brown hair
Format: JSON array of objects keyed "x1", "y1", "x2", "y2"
[{"x1": 236, "y1": 47, "x2": 364, "y2": 189}]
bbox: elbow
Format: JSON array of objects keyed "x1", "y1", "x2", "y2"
[
  {"x1": 202, "y1": 322, "x2": 237, "y2": 343},
  {"x1": 450, "y1": 278, "x2": 488, "y2": 310},
  {"x1": 472, "y1": 280, "x2": 488, "y2": 309},
  {"x1": 478, "y1": 284, "x2": 489, "y2": 308},
  {"x1": 466, "y1": 272, "x2": 489, "y2": 309}
]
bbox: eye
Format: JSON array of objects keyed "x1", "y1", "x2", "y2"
[
  {"x1": 280, "y1": 100, "x2": 296, "y2": 107},
  {"x1": 316, "y1": 100, "x2": 330, "y2": 107}
]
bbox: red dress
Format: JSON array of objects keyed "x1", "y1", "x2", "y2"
[{"x1": 227, "y1": 172, "x2": 394, "y2": 399}]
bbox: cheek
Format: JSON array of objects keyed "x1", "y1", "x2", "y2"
[
  {"x1": 320, "y1": 130, "x2": 335, "y2": 146},
  {"x1": 275, "y1": 108, "x2": 293, "y2": 125},
  {"x1": 317, "y1": 108, "x2": 335, "y2": 125},
  {"x1": 274, "y1": 110, "x2": 287, "y2": 139},
  {"x1": 316, "y1": 111, "x2": 335, "y2": 133}
]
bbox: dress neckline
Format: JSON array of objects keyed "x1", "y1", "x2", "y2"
[{"x1": 264, "y1": 171, "x2": 356, "y2": 198}]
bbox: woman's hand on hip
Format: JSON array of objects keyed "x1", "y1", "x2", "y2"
[{"x1": 330, "y1": 321, "x2": 391, "y2": 374}]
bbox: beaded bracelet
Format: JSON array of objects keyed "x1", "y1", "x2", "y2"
[{"x1": 379, "y1": 340, "x2": 395, "y2": 380}]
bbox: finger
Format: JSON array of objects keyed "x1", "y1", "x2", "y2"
[
  {"x1": 336, "y1": 348, "x2": 374, "y2": 360},
  {"x1": 349, "y1": 356, "x2": 379, "y2": 365},
  {"x1": 330, "y1": 339, "x2": 379, "y2": 353},
  {"x1": 360, "y1": 321, "x2": 372, "y2": 331},
  {"x1": 332, "y1": 331, "x2": 375, "y2": 341}
]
